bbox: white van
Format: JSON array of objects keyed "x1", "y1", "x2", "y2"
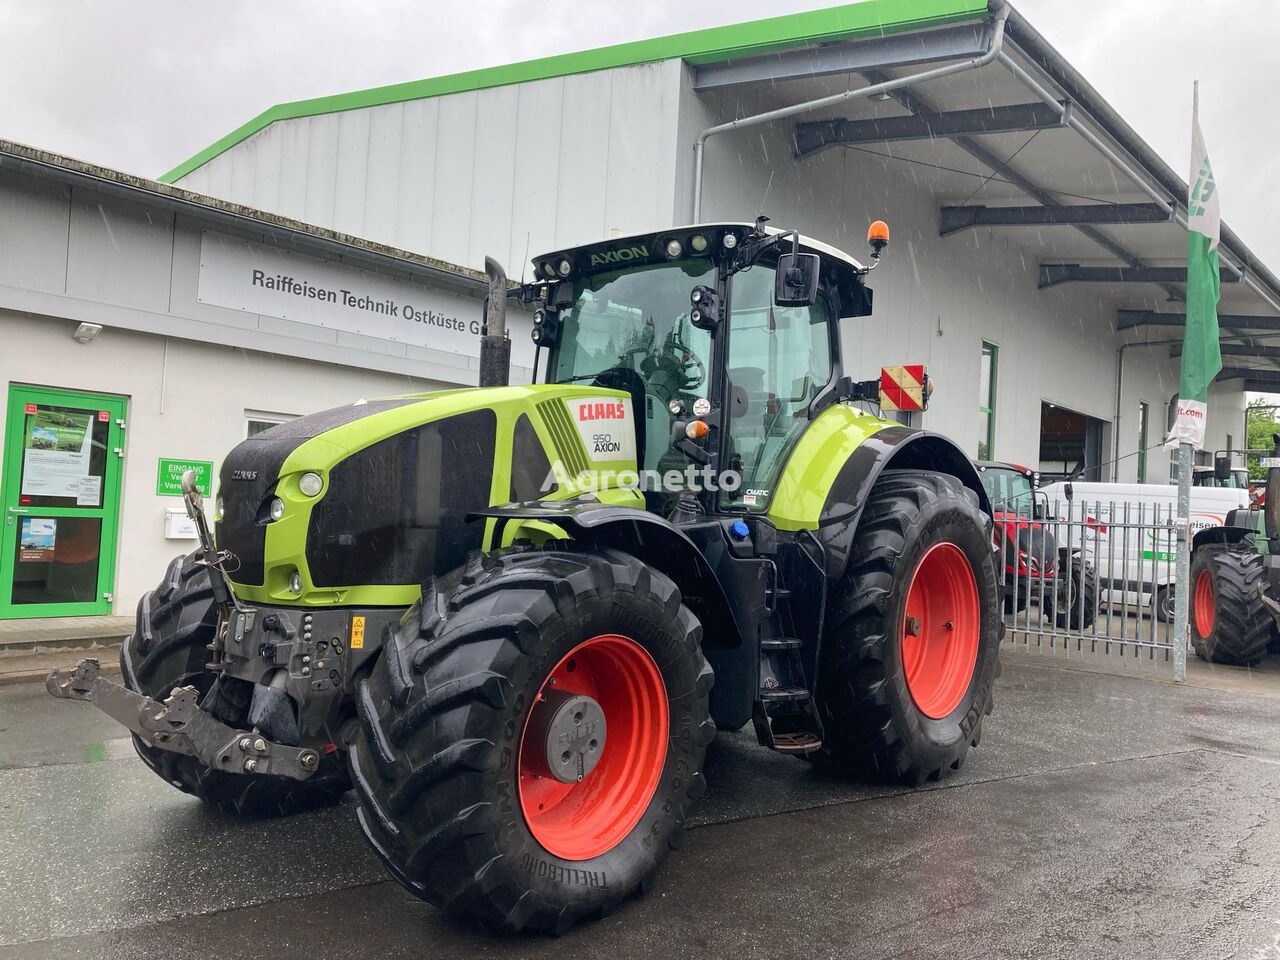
[{"x1": 1037, "y1": 480, "x2": 1250, "y2": 621}]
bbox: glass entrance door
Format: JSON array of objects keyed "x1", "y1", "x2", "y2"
[{"x1": 0, "y1": 385, "x2": 127, "y2": 619}]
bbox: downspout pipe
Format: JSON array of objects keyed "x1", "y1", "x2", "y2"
[
  {"x1": 996, "y1": 46, "x2": 1280, "y2": 317},
  {"x1": 691, "y1": 5, "x2": 1011, "y2": 221},
  {"x1": 1113, "y1": 338, "x2": 1180, "y2": 476}
]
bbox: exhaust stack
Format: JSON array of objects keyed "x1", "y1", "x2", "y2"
[{"x1": 479, "y1": 256, "x2": 511, "y2": 388}]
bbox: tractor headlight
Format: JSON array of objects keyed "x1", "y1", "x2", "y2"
[
  {"x1": 215, "y1": 496, "x2": 224, "y2": 520},
  {"x1": 532, "y1": 308, "x2": 546, "y2": 326},
  {"x1": 298, "y1": 472, "x2": 323, "y2": 497},
  {"x1": 557, "y1": 258, "x2": 572, "y2": 277},
  {"x1": 268, "y1": 497, "x2": 285, "y2": 522},
  {"x1": 289, "y1": 571, "x2": 302, "y2": 594},
  {"x1": 722, "y1": 232, "x2": 738, "y2": 250},
  {"x1": 542, "y1": 262, "x2": 556, "y2": 279},
  {"x1": 664, "y1": 238, "x2": 683, "y2": 259},
  {"x1": 690, "y1": 234, "x2": 708, "y2": 252}
]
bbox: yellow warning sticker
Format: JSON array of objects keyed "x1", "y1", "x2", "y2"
[{"x1": 351, "y1": 615, "x2": 366, "y2": 650}]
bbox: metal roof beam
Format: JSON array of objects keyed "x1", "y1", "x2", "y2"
[
  {"x1": 1218, "y1": 367, "x2": 1280, "y2": 382},
  {"x1": 1039, "y1": 263, "x2": 1240, "y2": 288},
  {"x1": 855, "y1": 69, "x2": 1172, "y2": 288},
  {"x1": 1117, "y1": 310, "x2": 1280, "y2": 332},
  {"x1": 795, "y1": 100, "x2": 1067, "y2": 157},
  {"x1": 940, "y1": 202, "x2": 1169, "y2": 237},
  {"x1": 1174, "y1": 342, "x2": 1280, "y2": 359},
  {"x1": 691, "y1": 22, "x2": 989, "y2": 91}
]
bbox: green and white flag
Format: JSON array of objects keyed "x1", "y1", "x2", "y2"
[{"x1": 1167, "y1": 83, "x2": 1222, "y2": 449}]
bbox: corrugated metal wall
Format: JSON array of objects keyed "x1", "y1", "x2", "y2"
[{"x1": 178, "y1": 61, "x2": 686, "y2": 275}]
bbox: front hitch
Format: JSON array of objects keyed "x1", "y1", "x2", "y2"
[{"x1": 47, "y1": 659, "x2": 320, "y2": 780}]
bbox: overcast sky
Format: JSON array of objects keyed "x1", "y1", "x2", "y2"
[{"x1": 2, "y1": 1, "x2": 1276, "y2": 266}]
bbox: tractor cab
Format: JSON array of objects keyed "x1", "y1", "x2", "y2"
[{"x1": 521, "y1": 219, "x2": 878, "y2": 516}]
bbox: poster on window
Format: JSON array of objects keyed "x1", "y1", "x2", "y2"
[
  {"x1": 19, "y1": 518, "x2": 56, "y2": 562},
  {"x1": 21, "y1": 409, "x2": 93, "y2": 499}
]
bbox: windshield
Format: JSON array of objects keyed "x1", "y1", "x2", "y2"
[
  {"x1": 552, "y1": 260, "x2": 712, "y2": 401},
  {"x1": 981, "y1": 466, "x2": 1034, "y2": 511},
  {"x1": 551, "y1": 259, "x2": 713, "y2": 473}
]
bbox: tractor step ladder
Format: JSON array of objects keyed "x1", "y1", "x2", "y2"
[{"x1": 753, "y1": 562, "x2": 824, "y2": 755}]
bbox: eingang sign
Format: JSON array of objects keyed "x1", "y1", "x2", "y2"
[{"x1": 196, "y1": 231, "x2": 491, "y2": 357}]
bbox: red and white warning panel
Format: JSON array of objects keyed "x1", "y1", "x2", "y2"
[{"x1": 879, "y1": 365, "x2": 930, "y2": 412}]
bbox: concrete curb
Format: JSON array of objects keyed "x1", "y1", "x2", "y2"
[{"x1": 0, "y1": 642, "x2": 123, "y2": 687}]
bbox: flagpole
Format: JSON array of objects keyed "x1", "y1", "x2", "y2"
[{"x1": 1170, "y1": 79, "x2": 1201, "y2": 685}]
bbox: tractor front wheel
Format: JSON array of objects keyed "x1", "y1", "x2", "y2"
[
  {"x1": 814, "y1": 471, "x2": 1001, "y2": 783},
  {"x1": 1190, "y1": 547, "x2": 1271, "y2": 666},
  {"x1": 120, "y1": 553, "x2": 350, "y2": 816},
  {"x1": 349, "y1": 546, "x2": 714, "y2": 934}
]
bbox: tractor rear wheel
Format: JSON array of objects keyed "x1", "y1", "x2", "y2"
[
  {"x1": 1190, "y1": 547, "x2": 1271, "y2": 666},
  {"x1": 813, "y1": 471, "x2": 1001, "y2": 783},
  {"x1": 120, "y1": 552, "x2": 350, "y2": 816},
  {"x1": 349, "y1": 546, "x2": 714, "y2": 934}
]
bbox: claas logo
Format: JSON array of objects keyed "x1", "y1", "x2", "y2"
[{"x1": 577, "y1": 402, "x2": 627, "y2": 421}]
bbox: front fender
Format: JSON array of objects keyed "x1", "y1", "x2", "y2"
[{"x1": 472, "y1": 501, "x2": 744, "y2": 649}]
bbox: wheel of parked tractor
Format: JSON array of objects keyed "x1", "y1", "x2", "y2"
[
  {"x1": 812, "y1": 470, "x2": 1001, "y2": 784},
  {"x1": 1189, "y1": 546, "x2": 1271, "y2": 666},
  {"x1": 120, "y1": 552, "x2": 350, "y2": 816},
  {"x1": 1046, "y1": 556, "x2": 1097, "y2": 629},
  {"x1": 1155, "y1": 585, "x2": 1176, "y2": 623},
  {"x1": 349, "y1": 546, "x2": 714, "y2": 934}
]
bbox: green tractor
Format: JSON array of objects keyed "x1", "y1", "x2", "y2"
[
  {"x1": 48, "y1": 218, "x2": 1001, "y2": 932},
  {"x1": 1189, "y1": 439, "x2": 1280, "y2": 666}
]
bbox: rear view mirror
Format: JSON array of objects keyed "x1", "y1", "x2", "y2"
[
  {"x1": 775, "y1": 252, "x2": 820, "y2": 307},
  {"x1": 1214, "y1": 455, "x2": 1231, "y2": 481}
]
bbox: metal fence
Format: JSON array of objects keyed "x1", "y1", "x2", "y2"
[{"x1": 992, "y1": 495, "x2": 1181, "y2": 673}]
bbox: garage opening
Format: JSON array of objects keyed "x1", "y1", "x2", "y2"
[{"x1": 1039, "y1": 402, "x2": 1106, "y2": 482}]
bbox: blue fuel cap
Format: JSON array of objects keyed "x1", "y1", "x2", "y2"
[{"x1": 730, "y1": 519, "x2": 751, "y2": 540}]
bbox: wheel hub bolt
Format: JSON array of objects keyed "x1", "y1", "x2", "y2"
[
  {"x1": 944, "y1": 620, "x2": 955, "y2": 631},
  {"x1": 906, "y1": 616, "x2": 922, "y2": 637}
]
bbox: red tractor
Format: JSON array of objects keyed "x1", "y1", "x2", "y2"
[{"x1": 976, "y1": 460, "x2": 1095, "y2": 628}]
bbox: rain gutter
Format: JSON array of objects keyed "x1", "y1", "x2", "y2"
[{"x1": 691, "y1": 5, "x2": 1011, "y2": 220}]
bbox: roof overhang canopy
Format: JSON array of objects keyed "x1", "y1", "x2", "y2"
[{"x1": 685, "y1": 3, "x2": 1280, "y2": 390}]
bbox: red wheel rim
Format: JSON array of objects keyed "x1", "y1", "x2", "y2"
[
  {"x1": 901, "y1": 542, "x2": 981, "y2": 720},
  {"x1": 518, "y1": 634, "x2": 668, "y2": 861},
  {"x1": 1194, "y1": 568, "x2": 1215, "y2": 637}
]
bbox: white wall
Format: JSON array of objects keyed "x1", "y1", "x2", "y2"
[
  {"x1": 176, "y1": 61, "x2": 688, "y2": 276},
  {"x1": 0, "y1": 308, "x2": 447, "y2": 612}
]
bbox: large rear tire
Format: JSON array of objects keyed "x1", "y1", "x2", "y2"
[
  {"x1": 120, "y1": 553, "x2": 350, "y2": 816},
  {"x1": 814, "y1": 471, "x2": 1001, "y2": 783},
  {"x1": 349, "y1": 546, "x2": 714, "y2": 933},
  {"x1": 1190, "y1": 547, "x2": 1271, "y2": 666}
]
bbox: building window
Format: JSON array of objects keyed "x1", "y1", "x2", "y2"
[
  {"x1": 1137, "y1": 401, "x2": 1149, "y2": 483},
  {"x1": 977, "y1": 341, "x2": 997, "y2": 459},
  {"x1": 245, "y1": 411, "x2": 296, "y2": 438}
]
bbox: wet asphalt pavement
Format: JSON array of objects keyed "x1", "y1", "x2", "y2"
[{"x1": 2, "y1": 653, "x2": 1279, "y2": 960}]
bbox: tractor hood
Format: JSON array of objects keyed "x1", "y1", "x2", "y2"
[{"x1": 214, "y1": 383, "x2": 641, "y2": 607}]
